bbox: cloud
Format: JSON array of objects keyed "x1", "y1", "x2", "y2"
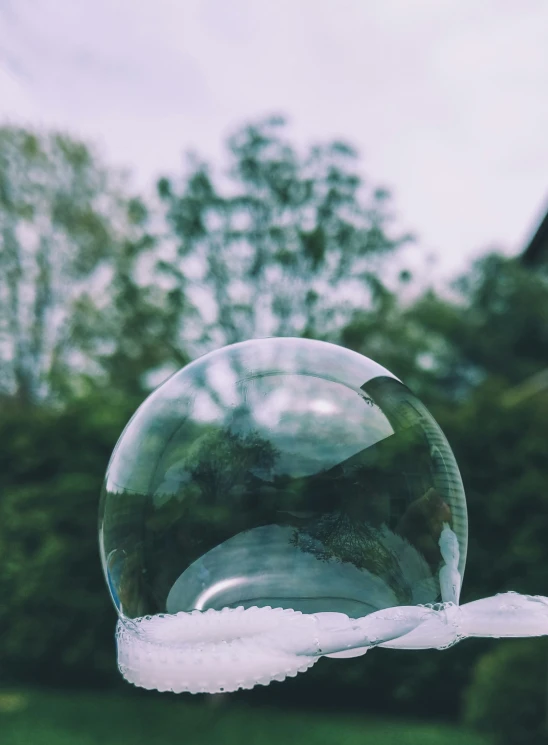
[
  {"x1": 0, "y1": 65, "x2": 36, "y2": 119},
  {"x1": 1, "y1": 0, "x2": 211, "y2": 117},
  {"x1": 1, "y1": 0, "x2": 547, "y2": 278}
]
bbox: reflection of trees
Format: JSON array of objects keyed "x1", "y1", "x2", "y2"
[
  {"x1": 396, "y1": 487, "x2": 451, "y2": 565},
  {"x1": 141, "y1": 423, "x2": 284, "y2": 614},
  {"x1": 101, "y1": 487, "x2": 147, "y2": 617},
  {"x1": 102, "y1": 348, "x2": 464, "y2": 616},
  {"x1": 290, "y1": 512, "x2": 412, "y2": 603},
  {"x1": 280, "y1": 379, "x2": 461, "y2": 605},
  {"x1": 285, "y1": 411, "x2": 453, "y2": 555},
  {"x1": 364, "y1": 375, "x2": 466, "y2": 570},
  {"x1": 179, "y1": 425, "x2": 279, "y2": 506}
]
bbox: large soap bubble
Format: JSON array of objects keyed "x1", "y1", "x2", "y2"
[{"x1": 99, "y1": 338, "x2": 548, "y2": 695}]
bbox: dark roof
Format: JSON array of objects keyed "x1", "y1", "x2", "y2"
[{"x1": 521, "y1": 205, "x2": 548, "y2": 266}]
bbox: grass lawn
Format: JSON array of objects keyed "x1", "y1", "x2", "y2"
[{"x1": 0, "y1": 688, "x2": 490, "y2": 745}]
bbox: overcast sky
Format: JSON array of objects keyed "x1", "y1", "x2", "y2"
[{"x1": 1, "y1": 0, "x2": 547, "y2": 282}]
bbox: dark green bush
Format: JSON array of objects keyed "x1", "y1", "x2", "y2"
[
  {"x1": 0, "y1": 395, "x2": 137, "y2": 687},
  {"x1": 463, "y1": 638, "x2": 548, "y2": 745}
]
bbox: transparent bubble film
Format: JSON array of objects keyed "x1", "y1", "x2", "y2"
[
  {"x1": 100, "y1": 338, "x2": 467, "y2": 618},
  {"x1": 101, "y1": 337, "x2": 546, "y2": 694}
]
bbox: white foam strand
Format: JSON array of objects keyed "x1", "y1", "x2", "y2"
[
  {"x1": 117, "y1": 593, "x2": 548, "y2": 694},
  {"x1": 115, "y1": 525, "x2": 548, "y2": 694}
]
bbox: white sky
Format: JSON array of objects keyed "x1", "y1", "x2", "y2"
[{"x1": 1, "y1": 0, "x2": 547, "y2": 282}]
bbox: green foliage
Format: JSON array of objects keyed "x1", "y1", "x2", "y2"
[
  {"x1": 336, "y1": 254, "x2": 548, "y2": 719},
  {"x1": 0, "y1": 395, "x2": 138, "y2": 686},
  {"x1": 158, "y1": 116, "x2": 412, "y2": 351},
  {"x1": 408, "y1": 254, "x2": 548, "y2": 398},
  {"x1": 0, "y1": 126, "x2": 184, "y2": 405},
  {"x1": 438, "y1": 384, "x2": 548, "y2": 603},
  {"x1": 1, "y1": 118, "x2": 547, "y2": 734},
  {"x1": 463, "y1": 639, "x2": 548, "y2": 745},
  {"x1": 0, "y1": 688, "x2": 490, "y2": 745}
]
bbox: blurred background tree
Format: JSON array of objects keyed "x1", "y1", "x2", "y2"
[
  {"x1": 0, "y1": 394, "x2": 133, "y2": 688},
  {"x1": 0, "y1": 126, "x2": 185, "y2": 406},
  {"x1": 157, "y1": 116, "x2": 412, "y2": 354},
  {"x1": 1, "y1": 117, "x2": 547, "y2": 745}
]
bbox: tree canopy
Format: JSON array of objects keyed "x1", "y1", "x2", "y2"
[
  {"x1": 157, "y1": 116, "x2": 412, "y2": 354},
  {"x1": 1, "y1": 118, "x2": 547, "y2": 741},
  {"x1": 0, "y1": 126, "x2": 182, "y2": 405}
]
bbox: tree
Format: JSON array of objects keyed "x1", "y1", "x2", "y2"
[
  {"x1": 0, "y1": 394, "x2": 134, "y2": 687},
  {"x1": 9, "y1": 117, "x2": 547, "y2": 728},
  {"x1": 157, "y1": 116, "x2": 413, "y2": 355},
  {"x1": 0, "y1": 126, "x2": 184, "y2": 406},
  {"x1": 311, "y1": 252, "x2": 548, "y2": 721},
  {"x1": 463, "y1": 639, "x2": 548, "y2": 745},
  {"x1": 401, "y1": 255, "x2": 548, "y2": 721}
]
